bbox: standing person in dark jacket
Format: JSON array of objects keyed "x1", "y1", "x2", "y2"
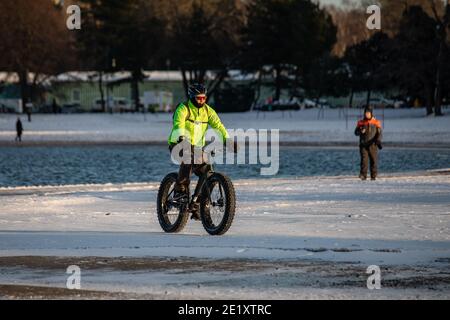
[
  {"x1": 355, "y1": 105, "x2": 383, "y2": 180},
  {"x1": 15, "y1": 117, "x2": 23, "y2": 142}
]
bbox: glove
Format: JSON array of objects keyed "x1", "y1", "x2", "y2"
[
  {"x1": 376, "y1": 142, "x2": 383, "y2": 150},
  {"x1": 225, "y1": 139, "x2": 239, "y2": 154}
]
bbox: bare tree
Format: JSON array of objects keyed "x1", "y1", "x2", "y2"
[
  {"x1": 163, "y1": 0, "x2": 246, "y2": 98},
  {"x1": 0, "y1": 0, "x2": 76, "y2": 108},
  {"x1": 429, "y1": 0, "x2": 449, "y2": 115},
  {"x1": 378, "y1": 0, "x2": 445, "y2": 35},
  {"x1": 326, "y1": 5, "x2": 372, "y2": 57}
]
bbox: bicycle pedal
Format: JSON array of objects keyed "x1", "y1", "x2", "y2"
[
  {"x1": 189, "y1": 201, "x2": 200, "y2": 211},
  {"x1": 190, "y1": 212, "x2": 201, "y2": 221}
]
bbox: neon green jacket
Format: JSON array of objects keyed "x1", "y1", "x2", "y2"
[{"x1": 168, "y1": 100, "x2": 229, "y2": 147}]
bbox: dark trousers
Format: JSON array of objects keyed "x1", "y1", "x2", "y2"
[
  {"x1": 170, "y1": 144, "x2": 212, "y2": 193},
  {"x1": 15, "y1": 133, "x2": 22, "y2": 142},
  {"x1": 360, "y1": 144, "x2": 378, "y2": 179},
  {"x1": 176, "y1": 162, "x2": 212, "y2": 193}
]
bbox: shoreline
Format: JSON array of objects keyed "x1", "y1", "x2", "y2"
[
  {"x1": 1, "y1": 170, "x2": 449, "y2": 193},
  {"x1": 1, "y1": 140, "x2": 450, "y2": 149}
]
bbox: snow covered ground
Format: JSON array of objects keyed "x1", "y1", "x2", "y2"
[
  {"x1": 1, "y1": 173, "x2": 449, "y2": 299},
  {"x1": 1, "y1": 108, "x2": 449, "y2": 146},
  {"x1": 1, "y1": 107, "x2": 449, "y2": 298}
]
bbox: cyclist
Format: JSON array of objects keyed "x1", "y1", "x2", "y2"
[{"x1": 168, "y1": 83, "x2": 237, "y2": 219}]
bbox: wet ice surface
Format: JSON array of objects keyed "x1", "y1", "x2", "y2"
[
  {"x1": 1, "y1": 145, "x2": 450, "y2": 187},
  {"x1": 0, "y1": 175, "x2": 449, "y2": 298}
]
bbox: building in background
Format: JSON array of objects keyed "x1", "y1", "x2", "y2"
[
  {"x1": 46, "y1": 71, "x2": 185, "y2": 113},
  {"x1": 0, "y1": 76, "x2": 22, "y2": 113}
]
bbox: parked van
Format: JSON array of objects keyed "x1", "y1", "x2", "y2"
[{"x1": 93, "y1": 97, "x2": 133, "y2": 113}]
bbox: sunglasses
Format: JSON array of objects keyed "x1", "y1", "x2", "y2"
[{"x1": 195, "y1": 95, "x2": 207, "y2": 102}]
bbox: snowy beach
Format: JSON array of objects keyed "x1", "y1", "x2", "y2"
[
  {"x1": 1, "y1": 173, "x2": 449, "y2": 299},
  {"x1": 1, "y1": 109, "x2": 450, "y2": 299},
  {"x1": 3, "y1": 0, "x2": 450, "y2": 303}
]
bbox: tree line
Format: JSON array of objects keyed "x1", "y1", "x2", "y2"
[{"x1": 0, "y1": 0, "x2": 448, "y2": 115}]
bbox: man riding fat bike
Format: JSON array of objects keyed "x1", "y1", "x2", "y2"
[{"x1": 168, "y1": 83, "x2": 238, "y2": 220}]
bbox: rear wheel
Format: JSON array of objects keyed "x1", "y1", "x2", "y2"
[
  {"x1": 156, "y1": 173, "x2": 189, "y2": 233},
  {"x1": 200, "y1": 173, "x2": 236, "y2": 236}
]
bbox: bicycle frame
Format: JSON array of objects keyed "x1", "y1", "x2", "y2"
[
  {"x1": 165, "y1": 164, "x2": 214, "y2": 212},
  {"x1": 158, "y1": 143, "x2": 235, "y2": 235},
  {"x1": 167, "y1": 145, "x2": 226, "y2": 212},
  {"x1": 191, "y1": 165, "x2": 214, "y2": 205}
]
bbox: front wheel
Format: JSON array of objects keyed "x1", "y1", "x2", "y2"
[
  {"x1": 200, "y1": 173, "x2": 236, "y2": 236},
  {"x1": 157, "y1": 173, "x2": 189, "y2": 233}
]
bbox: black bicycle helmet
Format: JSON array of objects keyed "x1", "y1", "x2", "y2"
[{"x1": 188, "y1": 83, "x2": 207, "y2": 100}]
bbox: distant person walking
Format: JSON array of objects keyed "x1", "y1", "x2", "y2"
[
  {"x1": 15, "y1": 118, "x2": 23, "y2": 142},
  {"x1": 25, "y1": 102, "x2": 32, "y2": 122},
  {"x1": 52, "y1": 98, "x2": 57, "y2": 114},
  {"x1": 354, "y1": 106, "x2": 383, "y2": 181}
]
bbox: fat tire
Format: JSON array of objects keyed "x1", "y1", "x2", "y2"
[
  {"x1": 157, "y1": 172, "x2": 189, "y2": 233},
  {"x1": 200, "y1": 173, "x2": 236, "y2": 236}
]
